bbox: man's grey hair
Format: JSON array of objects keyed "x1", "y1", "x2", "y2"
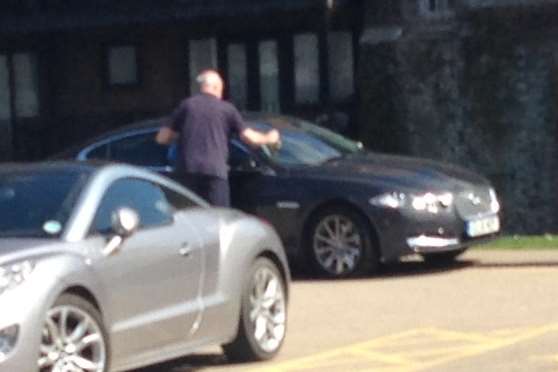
[{"x1": 196, "y1": 70, "x2": 221, "y2": 86}]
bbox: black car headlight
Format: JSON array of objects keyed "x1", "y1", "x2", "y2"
[
  {"x1": 489, "y1": 188, "x2": 500, "y2": 214},
  {"x1": 370, "y1": 192, "x2": 453, "y2": 214},
  {"x1": 0, "y1": 261, "x2": 35, "y2": 296}
]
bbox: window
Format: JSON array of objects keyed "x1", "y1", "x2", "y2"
[
  {"x1": 92, "y1": 178, "x2": 173, "y2": 234},
  {"x1": 108, "y1": 133, "x2": 169, "y2": 167},
  {"x1": 189, "y1": 38, "x2": 218, "y2": 94},
  {"x1": 328, "y1": 32, "x2": 354, "y2": 103},
  {"x1": 85, "y1": 144, "x2": 109, "y2": 160},
  {"x1": 0, "y1": 56, "x2": 10, "y2": 122},
  {"x1": 13, "y1": 53, "x2": 40, "y2": 118},
  {"x1": 294, "y1": 33, "x2": 320, "y2": 104},
  {"x1": 161, "y1": 186, "x2": 198, "y2": 210},
  {"x1": 107, "y1": 45, "x2": 139, "y2": 86},
  {"x1": 259, "y1": 41, "x2": 280, "y2": 113},
  {"x1": 418, "y1": 0, "x2": 453, "y2": 17},
  {"x1": 227, "y1": 44, "x2": 248, "y2": 109},
  {"x1": 229, "y1": 140, "x2": 252, "y2": 169}
]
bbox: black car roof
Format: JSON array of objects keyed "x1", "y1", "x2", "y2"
[
  {"x1": 53, "y1": 112, "x2": 308, "y2": 159},
  {"x1": 0, "y1": 161, "x2": 99, "y2": 176}
]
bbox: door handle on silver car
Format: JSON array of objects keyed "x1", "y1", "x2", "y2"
[{"x1": 179, "y1": 243, "x2": 192, "y2": 258}]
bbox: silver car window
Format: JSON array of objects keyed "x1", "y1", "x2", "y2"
[{"x1": 92, "y1": 178, "x2": 173, "y2": 234}]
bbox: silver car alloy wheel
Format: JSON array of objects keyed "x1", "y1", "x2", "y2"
[
  {"x1": 249, "y1": 265, "x2": 286, "y2": 353},
  {"x1": 313, "y1": 214, "x2": 363, "y2": 275},
  {"x1": 39, "y1": 305, "x2": 107, "y2": 372}
]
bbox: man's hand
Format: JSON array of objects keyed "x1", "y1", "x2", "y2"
[
  {"x1": 266, "y1": 129, "x2": 280, "y2": 145},
  {"x1": 155, "y1": 127, "x2": 177, "y2": 145},
  {"x1": 241, "y1": 127, "x2": 281, "y2": 148}
]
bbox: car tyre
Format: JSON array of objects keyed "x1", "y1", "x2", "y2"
[
  {"x1": 223, "y1": 257, "x2": 287, "y2": 362},
  {"x1": 306, "y1": 206, "x2": 378, "y2": 278},
  {"x1": 39, "y1": 293, "x2": 109, "y2": 372},
  {"x1": 422, "y1": 248, "x2": 467, "y2": 265}
]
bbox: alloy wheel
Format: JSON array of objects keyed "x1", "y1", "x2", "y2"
[
  {"x1": 248, "y1": 265, "x2": 286, "y2": 353},
  {"x1": 39, "y1": 305, "x2": 107, "y2": 372},
  {"x1": 313, "y1": 214, "x2": 363, "y2": 276}
]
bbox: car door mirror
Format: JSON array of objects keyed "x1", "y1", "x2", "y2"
[
  {"x1": 103, "y1": 208, "x2": 140, "y2": 257},
  {"x1": 112, "y1": 207, "x2": 140, "y2": 237}
]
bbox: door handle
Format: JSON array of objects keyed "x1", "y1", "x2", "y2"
[{"x1": 179, "y1": 243, "x2": 192, "y2": 257}]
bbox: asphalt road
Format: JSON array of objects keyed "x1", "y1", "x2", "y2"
[{"x1": 135, "y1": 249, "x2": 558, "y2": 372}]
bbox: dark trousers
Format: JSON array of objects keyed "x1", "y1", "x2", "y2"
[{"x1": 174, "y1": 172, "x2": 230, "y2": 207}]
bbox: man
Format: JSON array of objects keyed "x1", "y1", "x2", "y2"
[{"x1": 155, "y1": 69, "x2": 280, "y2": 207}]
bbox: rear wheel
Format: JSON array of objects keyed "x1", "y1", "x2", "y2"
[
  {"x1": 39, "y1": 294, "x2": 109, "y2": 372},
  {"x1": 422, "y1": 248, "x2": 467, "y2": 265},
  {"x1": 223, "y1": 257, "x2": 287, "y2": 362},
  {"x1": 306, "y1": 206, "x2": 378, "y2": 278}
]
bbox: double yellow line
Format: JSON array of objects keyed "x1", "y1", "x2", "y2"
[{"x1": 252, "y1": 324, "x2": 558, "y2": 372}]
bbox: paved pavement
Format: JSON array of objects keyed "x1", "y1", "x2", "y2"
[{"x1": 134, "y1": 249, "x2": 558, "y2": 372}]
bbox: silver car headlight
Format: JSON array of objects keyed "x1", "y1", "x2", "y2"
[
  {"x1": 0, "y1": 261, "x2": 35, "y2": 296},
  {"x1": 370, "y1": 192, "x2": 453, "y2": 214}
]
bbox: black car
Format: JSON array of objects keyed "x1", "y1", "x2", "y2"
[{"x1": 59, "y1": 113, "x2": 501, "y2": 278}]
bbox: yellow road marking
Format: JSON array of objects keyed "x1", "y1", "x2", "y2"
[{"x1": 252, "y1": 324, "x2": 558, "y2": 372}]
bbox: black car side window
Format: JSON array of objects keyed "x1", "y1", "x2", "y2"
[
  {"x1": 92, "y1": 178, "x2": 173, "y2": 234},
  {"x1": 109, "y1": 133, "x2": 169, "y2": 167},
  {"x1": 161, "y1": 186, "x2": 198, "y2": 211},
  {"x1": 229, "y1": 140, "x2": 252, "y2": 169},
  {"x1": 85, "y1": 144, "x2": 109, "y2": 160}
]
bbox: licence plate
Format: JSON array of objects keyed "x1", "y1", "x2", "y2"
[{"x1": 466, "y1": 216, "x2": 500, "y2": 237}]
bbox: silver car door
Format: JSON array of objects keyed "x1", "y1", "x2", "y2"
[{"x1": 89, "y1": 178, "x2": 203, "y2": 360}]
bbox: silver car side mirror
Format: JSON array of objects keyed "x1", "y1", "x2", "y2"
[
  {"x1": 111, "y1": 207, "x2": 140, "y2": 237},
  {"x1": 103, "y1": 208, "x2": 140, "y2": 257}
]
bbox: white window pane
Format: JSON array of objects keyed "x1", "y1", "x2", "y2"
[
  {"x1": 13, "y1": 53, "x2": 40, "y2": 118},
  {"x1": 189, "y1": 38, "x2": 217, "y2": 94},
  {"x1": 294, "y1": 33, "x2": 320, "y2": 104},
  {"x1": 227, "y1": 44, "x2": 248, "y2": 110},
  {"x1": 259, "y1": 41, "x2": 280, "y2": 113},
  {"x1": 0, "y1": 56, "x2": 11, "y2": 121},
  {"x1": 328, "y1": 32, "x2": 354, "y2": 103},
  {"x1": 108, "y1": 46, "x2": 138, "y2": 85}
]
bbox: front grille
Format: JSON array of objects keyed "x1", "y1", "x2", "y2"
[{"x1": 455, "y1": 187, "x2": 493, "y2": 219}]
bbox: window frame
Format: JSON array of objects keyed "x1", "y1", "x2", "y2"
[
  {"x1": 79, "y1": 128, "x2": 173, "y2": 172},
  {"x1": 89, "y1": 177, "x2": 176, "y2": 236}
]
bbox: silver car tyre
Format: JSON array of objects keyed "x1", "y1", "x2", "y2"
[
  {"x1": 223, "y1": 257, "x2": 287, "y2": 362},
  {"x1": 39, "y1": 293, "x2": 109, "y2": 372}
]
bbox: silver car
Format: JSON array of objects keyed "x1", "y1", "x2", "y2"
[{"x1": 0, "y1": 162, "x2": 289, "y2": 372}]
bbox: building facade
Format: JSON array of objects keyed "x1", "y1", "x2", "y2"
[
  {"x1": 0, "y1": 0, "x2": 557, "y2": 233},
  {"x1": 0, "y1": 0, "x2": 362, "y2": 159}
]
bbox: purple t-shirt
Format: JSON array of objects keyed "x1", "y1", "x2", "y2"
[{"x1": 167, "y1": 93, "x2": 246, "y2": 179}]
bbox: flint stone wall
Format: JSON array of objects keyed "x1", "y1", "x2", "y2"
[{"x1": 359, "y1": 7, "x2": 558, "y2": 233}]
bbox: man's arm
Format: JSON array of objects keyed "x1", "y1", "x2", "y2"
[
  {"x1": 240, "y1": 127, "x2": 280, "y2": 147},
  {"x1": 155, "y1": 127, "x2": 177, "y2": 145}
]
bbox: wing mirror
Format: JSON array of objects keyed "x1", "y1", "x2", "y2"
[
  {"x1": 102, "y1": 208, "x2": 140, "y2": 256},
  {"x1": 111, "y1": 207, "x2": 140, "y2": 237}
]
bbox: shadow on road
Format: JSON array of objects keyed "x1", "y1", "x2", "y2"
[
  {"x1": 291, "y1": 258, "x2": 477, "y2": 282},
  {"x1": 130, "y1": 353, "x2": 231, "y2": 372},
  {"x1": 291, "y1": 255, "x2": 558, "y2": 282},
  {"x1": 471, "y1": 260, "x2": 558, "y2": 269}
]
